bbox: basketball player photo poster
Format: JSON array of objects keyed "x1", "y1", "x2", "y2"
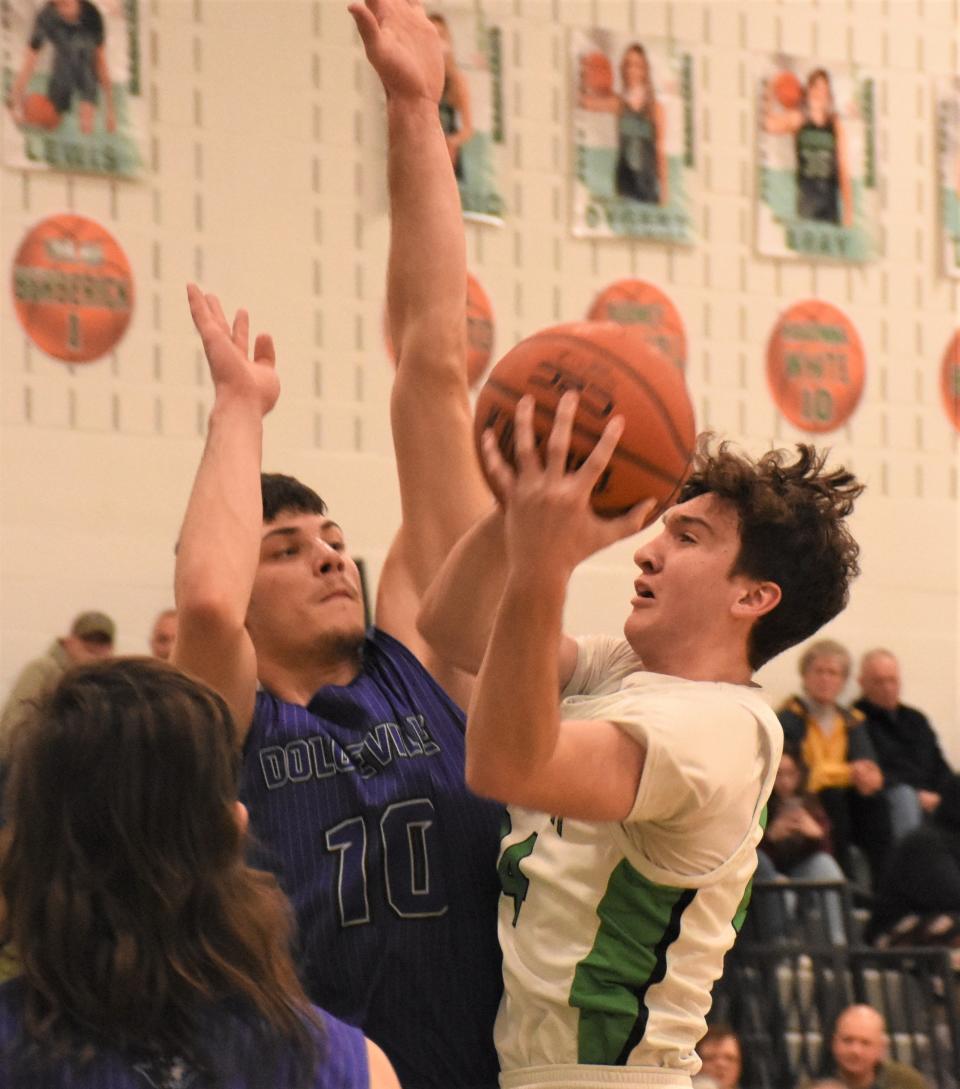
[
  {"x1": 429, "y1": 2, "x2": 505, "y2": 225},
  {"x1": 757, "y1": 56, "x2": 877, "y2": 263},
  {"x1": 937, "y1": 77, "x2": 960, "y2": 279},
  {"x1": 571, "y1": 28, "x2": 695, "y2": 243},
  {"x1": 1, "y1": 0, "x2": 145, "y2": 178}
]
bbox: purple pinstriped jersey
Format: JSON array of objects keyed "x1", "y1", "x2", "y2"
[
  {"x1": 242, "y1": 629, "x2": 503, "y2": 1089},
  {"x1": 0, "y1": 977, "x2": 368, "y2": 1088}
]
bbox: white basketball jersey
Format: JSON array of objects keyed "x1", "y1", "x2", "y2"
[{"x1": 494, "y1": 636, "x2": 782, "y2": 1089}]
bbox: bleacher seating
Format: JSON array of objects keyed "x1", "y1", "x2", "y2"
[{"x1": 711, "y1": 880, "x2": 960, "y2": 1089}]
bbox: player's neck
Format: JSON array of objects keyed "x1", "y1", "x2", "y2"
[
  {"x1": 258, "y1": 648, "x2": 362, "y2": 706},
  {"x1": 636, "y1": 633, "x2": 753, "y2": 686}
]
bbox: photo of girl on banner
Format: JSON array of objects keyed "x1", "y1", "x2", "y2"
[
  {"x1": 758, "y1": 57, "x2": 876, "y2": 262},
  {"x1": 428, "y1": 4, "x2": 505, "y2": 225},
  {"x1": 572, "y1": 28, "x2": 694, "y2": 243},
  {"x1": 938, "y1": 77, "x2": 960, "y2": 279},
  {"x1": 2, "y1": 0, "x2": 143, "y2": 178}
]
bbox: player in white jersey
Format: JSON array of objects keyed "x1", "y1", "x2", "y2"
[{"x1": 420, "y1": 394, "x2": 864, "y2": 1088}]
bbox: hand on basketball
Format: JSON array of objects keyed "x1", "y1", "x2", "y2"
[
  {"x1": 481, "y1": 392, "x2": 656, "y2": 578},
  {"x1": 349, "y1": 0, "x2": 444, "y2": 105},
  {"x1": 187, "y1": 284, "x2": 279, "y2": 418}
]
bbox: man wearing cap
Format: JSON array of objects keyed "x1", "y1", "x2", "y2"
[{"x1": 0, "y1": 610, "x2": 115, "y2": 758}]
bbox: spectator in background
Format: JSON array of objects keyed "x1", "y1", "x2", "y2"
[
  {"x1": 755, "y1": 741, "x2": 847, "y2": 944},
  {"x1": 778, "y1": 640, "x2": 892, "y2": 889},
  {"x1": 854, "y1": 649, "x2": 953, "y2": 841},
  {"x1": 149, "y1": 607, "x2": 177, "y2": 661},
  {"x1": 826, "y1": 1005, "x2": 928, "y2": 1089},
  {"x1": 867, "y1": 772, "x2": 960, "y2": 961},
  {"x1": 0, "y1": 610, "x2": 115, "y2": 759},
  {"x1": 697, "y1": 1024, "x2": 744, "y2": 1089}
]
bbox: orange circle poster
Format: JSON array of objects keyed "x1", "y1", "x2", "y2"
[
  {"x1": 384, "y1": 270, "x2": 494, "y2": 388},
  {"x1": 942, "y1": 330, "x2": 960, "y2": 432},
  {"x1": 587, "y1": 279, "x2": 687, "y2": 372},
  {"x1": 766, "y1": 299, "x2": 865, "y2": 432},
  {"x1": 11, "y1": 214, "x2": 134, "y2": 364}
]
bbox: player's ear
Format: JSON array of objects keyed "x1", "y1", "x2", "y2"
[{"x1": 732, "y1": 579, "x2": 781, "y2": 620}]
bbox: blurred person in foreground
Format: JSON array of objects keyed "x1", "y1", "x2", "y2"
[{"x1": 0, "y1": 658, "x2": 398, "y2": 1089}]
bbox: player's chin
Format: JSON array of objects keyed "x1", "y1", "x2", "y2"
[
  {"x1": 320, "y1": 618, "x2": 367, "y2": 657},
  {"x1": 623, "y1": 609, "x2": 655, "y2": 648}
]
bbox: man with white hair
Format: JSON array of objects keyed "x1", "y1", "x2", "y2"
[
  {"x1": 827, "y1": 1004, "x2": 928, "y2": 1089},
  {"x1": 854, "y1": 649, "x2": 954, "y2": 841}
]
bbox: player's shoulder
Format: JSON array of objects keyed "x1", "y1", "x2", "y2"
[{"x1": 310, "y1": 1008, "x2": 369, "y2": 1084}]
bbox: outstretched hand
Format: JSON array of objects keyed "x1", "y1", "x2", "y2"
[
  {"x1": 186, "y1": 283, "x2": 279, "y2": 417},
  {"x1": 349, "y1": 0, "x2": 444, "y2": 104},
  {"x1": 481, "y1": 392, "x2": 656, "y2": 580}
]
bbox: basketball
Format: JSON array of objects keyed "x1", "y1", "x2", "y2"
[
  {"x1": 11, "y1": 214, "x2": 135, "y2": 364},
  {"x1": 773, "y1": 70, "x2": 803, "y2": 109},
  {"x1": 21, "y1": 93, "x2": 60, "y2": 130},
  {"x1": 384, "y1": 271, "x2": 494, "y2": 388},
  {"x1": 580, "y1": 51, "x2": 614, "y2": 97},
  {"x1": 587, "y1": 279, "x2": 687, "y2": 372},
  {"x1": 474, "y1": 321, "x2": 696, "y2": 518}
]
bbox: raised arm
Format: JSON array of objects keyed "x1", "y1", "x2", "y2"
[
  {"x1": 350, "y1": 0, "x2": 491, "y2": 682},
  {"x1": 465, "y1": 394, "x2": 653, "y2": 819},
  {"x1": 172, "y1": 286, "x2": 279, "y2": 743}
]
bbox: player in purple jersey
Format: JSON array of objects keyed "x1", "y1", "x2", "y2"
[
  {"x1": 0, "y1": 658, "x2": 398, "y2": 1089},
  {"x1": 172, "y1": 3, "x2": 501, "y2": 1088}
]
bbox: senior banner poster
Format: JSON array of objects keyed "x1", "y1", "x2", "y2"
[
  {"x1": 430, "y1": 3, "x2": 505, "y2": 225},
  {"x1": 572, "y1": 28, "x2": 694, "y2": 243},
  {"x1": 757, "y1": 57, "x2": 877, "y2": 262},
  {"x1": 938, "y1": 77, "x2": 960, "y2": 279},
  {"x1": 1, "y1": 0, "x2": 144, "y2": 178}
]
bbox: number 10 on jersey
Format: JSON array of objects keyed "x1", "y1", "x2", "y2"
[{"x1": 324, "y1": 798, "x2": 448, "y2": 925}]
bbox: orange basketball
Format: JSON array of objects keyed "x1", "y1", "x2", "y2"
[
  {"x1": 587, "y1": 279, "x2": 687, "y2": 372},
  {"x1": 11, "y1": 214, "x2": 135, "y2": 364},
  {"x1": 384, "y1": 271, "x2": 494, "y2": 388},
  {"x1": 773, "y1": 70, "x2": 803, "y2": 109},
  {"x1": 766, "y1": 300, "x2": 865, "y2": 433},
  {"x1": 474, "y1": 322, "x2": 696, "y2": 518},
  {"x1": 580, "y1": 51, "x2": 615, "y2": 96},
  {"x1": 22, "y1": 93, "x2": 60, "y2": 129}
]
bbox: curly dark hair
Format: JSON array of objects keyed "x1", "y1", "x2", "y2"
[{"x1": 678, "y1": 439, "x2": 864, "y2": 670}]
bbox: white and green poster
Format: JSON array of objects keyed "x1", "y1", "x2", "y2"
[
  {"x1": 429, "y1": 3, "x2": 505, "y2": 225},
  {"x1": 571, "y1": 28, "x2": 695, "y2": 243},
  {"x1": 2, "y1": 0, "x2": 144, "y2": 178},
  {"x1": 938, "y1": 76, "x2": 960, "y2": 279},
  {"x1": 757, "y1": 56, "x2": 877, "y2": 262}
]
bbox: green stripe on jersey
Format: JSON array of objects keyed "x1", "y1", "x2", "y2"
[
  {"x1": 569, "y1": 860, "x2": 693, "y2": 1064},
  {"x1": 731, "y1": 805, "x2": 766, "y2": 933}
]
